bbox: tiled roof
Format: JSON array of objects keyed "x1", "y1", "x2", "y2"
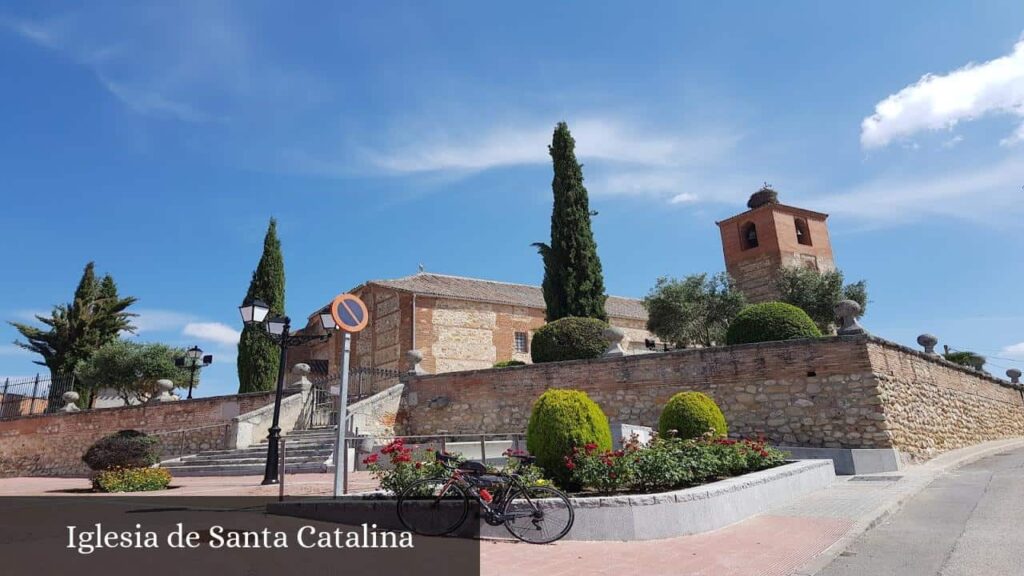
[{"x1": 366, "y1": 272, "x2": 647, "y2": 320}]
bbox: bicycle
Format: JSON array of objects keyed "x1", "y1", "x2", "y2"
[{"x1": 396, "y1": 451, "x2": 574, "y2": 544}]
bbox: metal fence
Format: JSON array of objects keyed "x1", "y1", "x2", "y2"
[
  {"x1": 0, "y1": 373, "x2": 77, "y2": 420},
  {"x1": 305, "y1": 367, "x2": 403, "y2": 429}
]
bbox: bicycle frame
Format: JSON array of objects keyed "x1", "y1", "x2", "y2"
[{"x1": 435, "y1": 463, "x2": 542, "y2": 522}]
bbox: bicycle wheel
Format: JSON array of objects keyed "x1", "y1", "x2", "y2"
[
  {"x1": 397, "y1": 478, "x2": 470, "y2": 537},
  {"x1": 502, "y1": 485, "x2": 574, "y2": 544}
]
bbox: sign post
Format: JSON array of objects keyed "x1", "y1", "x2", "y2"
[{"x1": 329, "y1": 293, "x2": 369, "y2": 498}]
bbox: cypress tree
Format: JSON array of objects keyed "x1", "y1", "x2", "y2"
[
  {"x1": 237, "y1": 218, "x2": 286, "y2": 393},
  {"x1": 533, "y1": 122, "x2": 607, "y2": 321}
]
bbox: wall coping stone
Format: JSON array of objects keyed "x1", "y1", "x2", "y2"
[
  {"x1": 0, "y1": 389, "x2": 294, "y2": 424},
  {"x1": 401, "y1": 333, "x2": 1021, "y2": 390}
]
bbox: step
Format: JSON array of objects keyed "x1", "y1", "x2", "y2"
[
  {"x1": 183, "y1": 449, "x2": 332, "y2": 462},
  {"x1": 162, "y1": 461, "x2": 329, "y2": 477},
  {"x1": 182, "y1": 444, "x2": 329, "y2": 457},
  {"x1": 195, "y1": 443, "x2": 333, "y2": 457},
  {"x1": 176, "y1": 455, "x2": 330, "y2": 466}
]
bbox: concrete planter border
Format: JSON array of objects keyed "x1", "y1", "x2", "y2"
[{"x1": 268, "y1": 459, "x2": 834, "y2": 541}]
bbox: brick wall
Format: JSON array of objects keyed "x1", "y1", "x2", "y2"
[
  {"x1": 0, "y1": 391, "x2": 280, "y2": 477},
  {"x1": 399, "y1": 336, "x2": 1024, "y2": 463}
]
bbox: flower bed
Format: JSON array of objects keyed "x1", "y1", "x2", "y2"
[
  {"x1": 364, "y1": 434, "x2": 787, "y2": 498},
  {"x1": 564, "y1": 434, "x2": 788, "y2": 495}
]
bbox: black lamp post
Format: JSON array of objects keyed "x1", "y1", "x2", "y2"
[
  {"x1": 175, "y1": 345, "x2": 213, "y2": 399},
  {"x1": 239, "y1": 298, "x2": 336, "y2": 485}
]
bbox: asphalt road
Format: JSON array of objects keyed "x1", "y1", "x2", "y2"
[{"x1": 816, "y1": 445, "x2": 1024, "y2": 576}]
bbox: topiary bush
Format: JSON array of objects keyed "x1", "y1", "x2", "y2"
[
  {"x1": 725, "y1": 301, "x2": 821, "y2": 345},
  {"x1": 658, "y1": 391, "x2": 728, "y2": 439},
  {"x1": 82, "y1": 429, "x2": 162, "y2": 471},
  {"x1": 493, "y1": 359, "x2": 527, "y2": 368},
  {"x1": 526, "y1": 389, "x2": 612, "y2": 487},
  {"x1": 530, "y1": 317, "x2": 609, "y2": 363},
  {"x1": 93, "y1": 467, "x2": 172, "y2": 493}
]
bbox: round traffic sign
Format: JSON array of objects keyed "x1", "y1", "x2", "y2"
[{"x1": 330, "y1": 293, "x2": 369, "y2": 333}]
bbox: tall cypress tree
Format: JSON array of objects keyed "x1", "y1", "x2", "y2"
[
  {"x1": 237, "y1": 218, "x2": 286, "y2": 393},
  {"x1": 533, "y1": 122, "x2": 608, "y2": 321}
]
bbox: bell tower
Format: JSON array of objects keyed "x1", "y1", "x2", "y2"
[{"x1": 716, "y1": 186, "x2": 835, "y2": 304}]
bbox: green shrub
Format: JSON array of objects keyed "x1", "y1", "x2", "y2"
[
  {"x1": 724, "y1": 301, "x2": 821, "y2": 345},
  {"x1": 530, "y1": 317, "x2": 609, "y2": 363},
  {"x1": 82, "y1": 430, "x2": 162, "y2": 471},
  {"x1": 658, "y1": 391, "x2": 728, "y2": 439},
  {"x1": 944, "y1": 351, "x2": 986, "y2": 370},
  {"x1": 493, "y1": 360, "x2": 527, "y2": 368},
  {"x1": 92, "y1": 467, "x2": 172, "y2": 492},
  {"x1": 526, "y1": 389, "x2": 612, "y2": 487},
  {"x1": 563, "y1": 436, "x2": 788, "y2": 494}
]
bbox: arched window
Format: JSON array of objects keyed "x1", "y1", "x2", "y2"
[
  {"x1": 794, "y1": 218, "x2": 812, "y2": 246},
  {"x1": 740, "y1": 222, "x2": 758, "y2": 250}
]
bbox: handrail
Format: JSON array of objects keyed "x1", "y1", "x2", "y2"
[{"x1": 148, "y1": 422, "x2": 233, "y2": 436}]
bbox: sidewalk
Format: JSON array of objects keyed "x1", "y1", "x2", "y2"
[
  {"x1": 2, "y1": 439, "x2": 1021, "y2": 575},
  {"x1": 480, "y1": 438, "x2": 1024, "y2": 576},
  {"x1": 0, "y1": 471, "x2": 379, "y2": 497}
]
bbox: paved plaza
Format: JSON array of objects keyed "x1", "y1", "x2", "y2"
[{"x1": 2, "y1": 439, "x2": 1021, "y2": 575}]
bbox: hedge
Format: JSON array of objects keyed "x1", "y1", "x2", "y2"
[
  {"x1": 526, "y1": 389, "x2": 612, "y2": 487},
  {"x1": 530, "y1": 317, "x2": 609, "y2": 363},
  {"x1": 658, "y1": 391, "x2": 728, "y2": 439},
  {"x1": 725, "y1": 301, "x2": 821, "y2": 345}
]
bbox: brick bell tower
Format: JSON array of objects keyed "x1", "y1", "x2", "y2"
[{"x1": 716, "y1": 185, "x2": 836, "y2": 304}]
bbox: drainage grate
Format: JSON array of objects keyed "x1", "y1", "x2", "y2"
[{"x1": 849, "y1": 475, "x2": 903, "y2": 482}]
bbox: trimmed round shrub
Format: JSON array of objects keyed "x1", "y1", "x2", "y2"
[
  {"x1": 530, "y1": 317, "x2": 609, "y2": 363},
  {"x1": 82, "y1": 429, "x2": 161, "y2": 472},
  {"x1": 725, "y1": 301, "x2": 821, "y2": 345},
  {"x1": 493, "y1": 359, "x2": 527, "y2": 368},
  {"x1": 526, "y1": 389, "x2": 612, "y2": 487},
  {"x1": 93, "y1": 467, "x2": 172, "y2": 493},
  {"x1": 658, "y1": 391, "x2": 728, "y2": 439}
]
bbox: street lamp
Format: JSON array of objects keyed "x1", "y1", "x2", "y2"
[
  {"x1": 175, "y1": 345, "x2": 213, "y2": 399},
  {"x1": 239, "y1": 297, "x2": 335, "y2": 485}
]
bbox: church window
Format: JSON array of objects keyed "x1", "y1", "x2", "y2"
[
  {"x1": 794, "y1": 218, "x2": 812, "y2": 246},
  {"x1": 514, "y1": 332, "x2": 529, "y2": 353},
  {"x1": 740, "y1": 222, "x2": 758, "y2": 250}
]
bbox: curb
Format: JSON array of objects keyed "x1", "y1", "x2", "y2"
[{"x1": 791, "y1": 437, "x2": 1024, "y2": 576}]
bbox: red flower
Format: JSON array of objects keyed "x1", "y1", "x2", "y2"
[
  {"x1": 415, "y1": 462, "x2": 423, "y2": 469},
  {"x1": 564, "y1": 456, "x2": 576, "y2": 470},
  {"x1": 362, "y1": 453, "x2": 379, "y2": 465},
  {"x1": 613, "y1": 450, "x2": 624, "y2": 458},
  {"x1": 394, "y1": 452, "x2": 412, "y2": 463},
  {"x1": 584, "y1": 442, "x2": 598, "y2": 453}
]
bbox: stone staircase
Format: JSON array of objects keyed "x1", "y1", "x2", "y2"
[{"x1": 161, "y1": 428, "x2": 337, "y2": 477}]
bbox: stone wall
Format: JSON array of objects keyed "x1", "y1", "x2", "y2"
[
  {"x1": 869, "y1": 340, "x2": 1024, "y2": 461},
  {"x1": 399, "y1": 336, "x2": 1024, "y2": 463},
  {"x1": 0, "y1": 391, "x2": 282, "y2": 477}
]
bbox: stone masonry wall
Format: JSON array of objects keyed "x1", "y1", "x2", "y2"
[
  {"x1": 399, "y1": 336, "x2": 1024, "y2": 463},
  {"x1": 400, "y1": 337, "x2": 887, "y2": 447},
  {"x1": 869, "y1": 340, "x2": 1024, "y2": 462},
  {"x1": 0, "y1": 391, "x2": 281, "y2": 477}
]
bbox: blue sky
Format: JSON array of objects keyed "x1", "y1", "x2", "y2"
[{"x1": 2, "y1": 1, "x2": 1024, "y2": 396}]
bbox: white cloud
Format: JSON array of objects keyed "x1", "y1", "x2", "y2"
[
  {"x1": 130, "y1": 309, "x2": 196, "y2": 334},
  {"x1": 861, "y1": 39, "x2": 1024, "y2": 149},
  {"x1": 1000, "y1": 342, "x2": 1024, "y2": 359},
  {"x1": 669, "y1": 192, "x2": 699, "y2": 204},
  {"x1": 813, "y1": 155, "x2": 1024, "y2": 224},
  {"x1": 942, "y1": 135, "x2": 964, "y2": 149},
  {"x1": 370, "y1": 118, "x2": 738, "y2": 174},
  {"x1": 183, "y1": 322, "x2": 240, "y2": 346}
]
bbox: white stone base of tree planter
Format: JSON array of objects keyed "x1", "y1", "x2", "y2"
[{"x1": 268, "y1": 460, "x2": 835, "y2": 542}]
